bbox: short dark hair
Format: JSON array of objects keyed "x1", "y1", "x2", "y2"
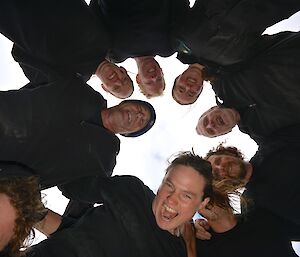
[
  {"x1": 120, "y1": 100, "x2": 156, "y2": 137},
  {"x1": 167, "y1": 151, "x2": 213, "y2": 199},
  {"x1": 0, "y1": 175, "x2": 47, "y2": 257}
]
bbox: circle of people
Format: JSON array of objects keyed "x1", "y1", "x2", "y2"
[{"x1": 0, "y1": 0, "x2": 299, "y2": 257}]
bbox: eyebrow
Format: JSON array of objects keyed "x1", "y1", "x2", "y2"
[{"x1": 165, "y1": 178, "x2": 197, "y2": 196}]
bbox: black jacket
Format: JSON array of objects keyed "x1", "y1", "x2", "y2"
[
  {"x1": 0, "y1": 0, "x2": 110, "y2": 83},
  {"x1": 196, "y1": 208, "x2": 298, "y2": 257},
  {"x1": 245, "y1": 124, "x2": 300, "y2": 238},
  {"x1": 176, "y1": 0, "x2": 300, "y2": 68},
  {"x1": 26, "y1": 176, "x2": 187, "y2": 257},
  {"x1": 0, "y1": 76, "x2": 120, "y2": 190},
  {"x1": 89, "y1": 0, "x2": 190, "y2": 63},
  {"x1": 211, "y1": 32, "x2": 300, "y2": 143}
]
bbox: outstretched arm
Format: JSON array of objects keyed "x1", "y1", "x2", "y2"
[
  {"x1": 180, "y1": 222, "x2": 197, "y2": 257},
  {"x1": 34, "y1": 209, "x2": 62, "y2": 237}
]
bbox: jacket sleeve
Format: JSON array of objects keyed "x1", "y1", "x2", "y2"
[{"x1": 58, "y1": 176, "x2": 109, "y2": 204}]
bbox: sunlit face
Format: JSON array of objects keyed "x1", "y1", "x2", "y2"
[
  {"x1": 98, "y1": 62, "x2": 133, "y2": 99},
  {"x1": 208, "y1": 155, "x2": 247, "y2": 181},
  {"x1": 106, "y1": 102, "x2": 151, "y2": 134},
  {"x1": 136, "y1": 58, "x2": 165, "y2": 97},
  {"x1": 152, "y1": 165, "x2": 209, "y2": 233},
  {"x1": 173, "y1": 66, "x2": 204, "y2": 104},
  {"x1": 0, "y1": 193, "x2": 17, "y2": 251},
  {"x1": 196, "y1": 107, "x2": 240, "y2": 137}
]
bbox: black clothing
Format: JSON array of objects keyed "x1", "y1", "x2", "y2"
[
  {"x1": 0, "y1": 76, "x2": 120, "y2": 190},
  {"x1": 176, "y1": 0, "x2": 300, "y2": 67},
  {"x1": 245, "y1": 124, "x2": 300, "y2": 237},
  {"x1": 0, "y1": 161, "x2": 33, "y2": 178},
  {"x1": 0, "y1": 0, "x2": 110, "y2": 83},
  {"x1": 89, "y1": 0, "x2": 190, "y2": 63},
  {"x1": 196, "y1": 209, "x2": 298, "y2": 257},
  {"x1": 26, "y1": 176, "x2": 187, "y2": 257},
  {"x1": 211, "y1": 32, "x2": 300, "y2": 143}
]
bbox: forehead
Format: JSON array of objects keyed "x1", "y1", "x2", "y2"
[
  {"x1": 165, "y1": 164, "x2": 206, "y2": 194},
  {"x1": 173, "y1": 88, "x2": 197, "y2": 105},
  {"x1": 208, "y1": 154, "x2": 240, "y2": 164}
]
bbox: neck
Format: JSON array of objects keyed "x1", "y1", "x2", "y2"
[
  {"x1": 189, "y1": 63, "x2": 205, "y2": 70},
  {"x1": 100, "y1": 109, "x2": 115, "y2": 134},
  {"x1": 231, "y1": 108, "x2": 241, "y2": 123},
  {"x1": 96, "y1": 60, "x2": 109, "y2": 73},
  {"x1": 134, "y1": 56, "x2": 154, "y2": 66}
]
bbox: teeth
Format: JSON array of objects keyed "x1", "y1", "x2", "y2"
[
  {"x1": 188, "y1": 78, "x2": 196, "y2": 83},
  {"x1": 109, "y1": 73, "x2": 115, "y2": 80},
  {"x1": 128, "y1": 112, "x2": 131, "y2": 123},
  {"x1": 164, "y1": 204, "x2": 176, "y2": 213},
  {"x1": 149, "y1": 68, "x2": 155, "y2": 72}
]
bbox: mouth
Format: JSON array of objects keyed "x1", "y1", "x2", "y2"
[
  {"x1": 161, "y1": 203, "x2": 178, "y2": 221},
  {"x1": 108, "y1": 72, "x2": 116, "y2": 80},
  {"x1": 127, "y1": 111, "x2": 132, "y2": 124},
  {"x1": 187, "y1": 78, "x2": 196, "y2": 83}
]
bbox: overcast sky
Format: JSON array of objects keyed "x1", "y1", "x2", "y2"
[{"x1": 0, "y1": 3, "x2": 299, "y2": 254}]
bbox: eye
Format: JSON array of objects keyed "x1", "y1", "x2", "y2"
[
  {"x1": 183, "y1": 193, "x2": 192, "y2": 200},
  {"x1": 164, "y1": 181, "x2": 173, "y2": 191},
  {"x1": 140, "y1": 118, "x2": 145, "y2": 126},
  {"x1": 178, "y1": 86, "x2": 185, "y2": 93},
  {"x1": 188, "y1": 92, "x2": 196, "y2": 97}
]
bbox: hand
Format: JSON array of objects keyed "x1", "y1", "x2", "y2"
[
  {"x1": 180, "y1": 221, "x2": 196, "y2": 246},
  {"x1": 198, "y1": 205, "x2": 237, "y2": 233},
  {"x1": 194, "y1": 219, "x2": 212, "y2": 240}
]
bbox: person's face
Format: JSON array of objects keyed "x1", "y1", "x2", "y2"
[
  {"x1": 136, "y1": 58, "x2": 165, "y2": 96},
  {"x1": 173, "y1": 66, "x2": 204, "y2": 104},
  {"x1": 107, "y1": 102, "x2": 151, "y2": 134},
  {"x1": 152, "y1": 165, "x2": 209, "y2": 233},
  {"x1": 208, "y1": 155, "x2": 247, "y2": 181},
  {"x1": 196, "y1": 107, "x2": 239, "y2": 137},
  {"x1": 98, "y1": 62, "x2": 133, "y2": 99},
  {"x1": 0, "y1": 193, "x2": 17, "y2": 251}
]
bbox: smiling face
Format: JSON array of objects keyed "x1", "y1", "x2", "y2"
[
  {"x1": 96, "y1": 61, "x2": 133, "y2": 99},
  {"x1": 136, "y1": 57, "x2": 165, "y2": 97},
  {"x1": 152, "y1": 165, "x2": 209, "y2": 234},
  {"x1": 102, "y1": 101, "x2": 151, "y2": 135},
  {"x1": 208, "y1": 155, "x2": 248, "y2": 181},
  {"x1": 0, "y1": 193, "x2": 17, "y2": 251},
  {"x1": 173, "y1": 65, "x2": 204, "y2": 105},
  {"x1": 196, "y1": 106, "x2": 240, "y2": 137}
]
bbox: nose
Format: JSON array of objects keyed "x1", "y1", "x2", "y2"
[
  {"x1": 137, "y1": 112, "x2": 143, "y2": 119},
  {"x1": 167, "y1": 192, "x2": 178, "y2": 206},
  {"x1": 206, "y1": 122, "x2": 215, "y2": 132}
]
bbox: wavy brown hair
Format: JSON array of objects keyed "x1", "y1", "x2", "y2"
[
  {"x1": 0, "y1": 176, "x2": 47, "y2": 257},
  {"x1": 205, "y1": 143, "x2": 245, "y2": 161}
]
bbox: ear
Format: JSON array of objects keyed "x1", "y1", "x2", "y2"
[
  {"x1": 136, "y1": 74, "x2": 141, "y2": 84},
  {"x1": 101, "y1": 83, "x2": 108, "y2": 92},
  {"x1": 119, "y1": 66, "x2": 127, "y2": 73},
  {"x1": 198, "y1": 197, "x2": 210, "y2": 211},
  {"x1": 243, "y1": 162, "x2": 253, "y2": 183}
]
